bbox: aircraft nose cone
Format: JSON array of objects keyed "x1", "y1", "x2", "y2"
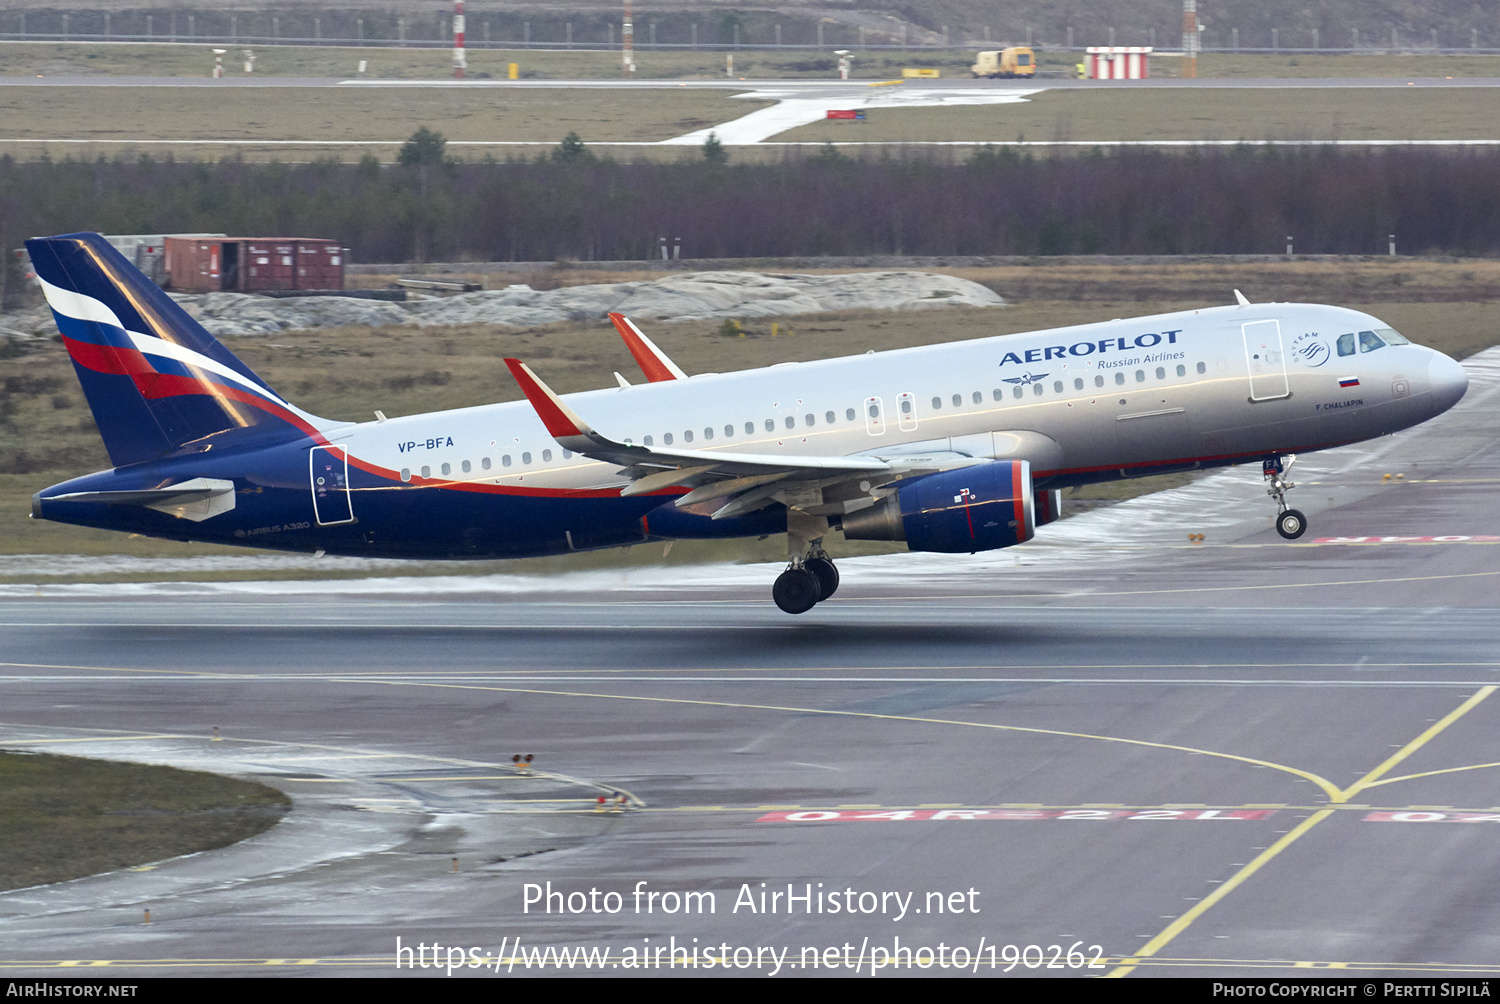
[{"x1": 1428, "y1": 351, "x2": 1469, "y2": 416}]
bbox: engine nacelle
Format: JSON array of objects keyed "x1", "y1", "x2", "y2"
[
  {"x1": 1034, "y1": 487, "x2": 1062, "y2": 527},
  {"x1": 841, "y1": 460, "x2": 1035, "y2": 553}
]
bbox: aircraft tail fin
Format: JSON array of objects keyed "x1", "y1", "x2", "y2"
[{"x1": 25, "y1": 232, "x2": 332, "y2": 468}]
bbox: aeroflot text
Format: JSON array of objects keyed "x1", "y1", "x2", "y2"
[{"x1": 522, "y1": 881, "x2": 977, "y2": 922}]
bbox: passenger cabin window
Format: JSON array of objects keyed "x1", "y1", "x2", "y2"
[
  {"x1": 765, "y1": 419, "x2": 775, "y2": 432},
  {"x1": 1074, "y1": 378, "x2": 1084, "y2": 390},
  {"x1": 1115, "y1": 372, "x2": 1125, "y2": 385},
  {"x1": 1156, "y1": 367, "x2": 1166, "y2": 379},
  {"x1": 400, "y1": 468, "x2": 411, "y2": 482},
  {"x1": 684, "y1": 430, "x2": 694, "y2": 443},
  {"x1": 644, "y1": 435, "x2": 654, "y2": 446},
  {"x1": 1336, "y1": 333, "x2": 1356, "y2": 357},
  {"x1": 931, "y1": 397, "x2": 942, "y2": 410},
  {"x1": 521, "y1": 452, "x2": 532, "y2": 464},
  {"x1": 1176, "y1": 364, "x2": 1186, "y2": 377},
  {"x1": 1032, "y1": 383, "x2": 1042, "y2": 396},
  {"x1": 1196, "y1": 362, "x2": 1207, "y2": 374},
  {"x1": 825, "y1": 411, "x2": 835, "y2": 423},
  {"x1": 784, "y1": 416, "x2": 795, "y2": 429},
  {"x1": 481, "y1": 457, "x2": 491, "y2": 470},
  {"x1": 663, "y1": 434, "x2": 673, "y2": 445},
  {"x1": 1053, "y1": 381, "x2": 1064, "y2": 393},
  {"x1": 972, "y1": 391, "x2": 982, "y2": 404},
  {"x1": 1135, "y1": 370, "x2": 1145, "y2": 383},
  {"x1": 725, "y1": 425, "x2": 734, "y2": 437},
  {"x1": 1095, "y1": 375, "x2": 1105, "y2": 388},
  {"x1": 461, "y1": 460, "x2": 471, "y2": 473},
  {"x1": 1358, "y1": 330, "x2": 1386, "y2": 353},
  {"x1": 421, "y1": 465, "x2": 431, "y2": 478},
  {"x1": 703, "y1": 428, "x2": 713, "y2": 440},
  {"x1": 441, "y1": 463, "x2": 451, "y2": 476},
  {"x1": 542, "y1": 449, "x2": 552, "y2": 461},
  {"x1": 502, "y1": 455, "x2": 512, "y2": 467},
  {"x1": 993, "y1": 389, "x2": 1003, "y2": 401},
  {"x1": 805, "y1": 414, "x2": 815, "y2": 426},
  {"x1": 1012, "y1": 386, "x2": 1023, "y2": 399},
  {"x1": 952, "y1": 394, "x2": 962, "y2": 407},
  {"x1": 845, "y1": 408, "x2": 856, "y2": 421},
  {"x1": 745, "y1": 422, "x2": 754, "y2": 434}
]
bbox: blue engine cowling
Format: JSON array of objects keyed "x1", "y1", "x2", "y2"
[{"x1": 840, "y1": 460, "x2": 1036, "y2": 553}]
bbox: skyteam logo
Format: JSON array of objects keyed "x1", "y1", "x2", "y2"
[{"x1": 1291, "y1": 331, "x2": 1331, "y2": 368}]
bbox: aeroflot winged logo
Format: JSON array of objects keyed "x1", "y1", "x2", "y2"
[
  {"x1": 1001, "y1": 372, "x2": 1048, "y2": 386},
  {"x1": 997, "y1": 330, "x2": 1182, "y2": 367}
]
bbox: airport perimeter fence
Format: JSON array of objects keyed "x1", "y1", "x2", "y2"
[{"x1": 3, "y1": 10, "x2": 1500, "y2": 55}]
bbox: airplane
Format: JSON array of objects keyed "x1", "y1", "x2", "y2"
[{"x1": 26, "y1": 232, "x2": 1470, "y2": 614}]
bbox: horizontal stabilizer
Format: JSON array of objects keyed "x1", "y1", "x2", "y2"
[{"x1": 40, "y1": 477, "x2": 236, "y2": 522}]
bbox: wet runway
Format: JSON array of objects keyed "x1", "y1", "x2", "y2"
[{"x1": 2, "y1": 356, "x2": 1500, "y2": 977}]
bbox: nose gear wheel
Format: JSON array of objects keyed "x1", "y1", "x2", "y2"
[{"x1": 1263, "y1": 454, "x2": 1308, "y2": 541}]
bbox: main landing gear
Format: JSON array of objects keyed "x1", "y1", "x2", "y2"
[
  {"x1": 773, "y1": 549, "x2": 840, "y2": 615},
  {"x1": 775, "y1": 510, "x2": 840, "y2": 614},
  {"x1": 1264, "y1": 454, "x2": 1307, "y2": 540}
]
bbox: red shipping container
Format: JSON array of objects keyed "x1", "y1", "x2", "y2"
[{"x1": 164, "y1": 237, "x2": 343, "y2": 292}]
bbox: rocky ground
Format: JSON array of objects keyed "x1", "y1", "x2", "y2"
[{"x1": 1, "y1": 270, "x2": 1004, "y2": 339}]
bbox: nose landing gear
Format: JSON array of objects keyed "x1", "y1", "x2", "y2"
[{"x1": 1264, "y1": 454, "x2": 1307, "y2": 540}]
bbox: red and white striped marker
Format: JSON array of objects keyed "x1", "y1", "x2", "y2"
[{"x1": 452, "y1": 0, "x2": 466, "y2": 79}]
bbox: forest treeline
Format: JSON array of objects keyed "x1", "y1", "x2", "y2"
[{"x1": 3, "y1": 143, "x2": 1500, "y2": 301}]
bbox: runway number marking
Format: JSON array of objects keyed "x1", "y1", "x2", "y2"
[
  {"x1": 1364, "y1": 811, "x2": 1500, "y2": 823},
  {"x1": 758, "y1": 809, "x2": 1276, "y2": 823}
]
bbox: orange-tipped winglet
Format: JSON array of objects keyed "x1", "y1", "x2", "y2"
[
  {"x1": 608, "y1": 312, "x2": 688, "y2": 382},
  {"x1": 503, "y1": 358, "x2": 591, "y2": 439}
]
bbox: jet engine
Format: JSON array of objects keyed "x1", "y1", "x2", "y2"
[
  {"x1": 840, "y1": 460, "x2": 1035, "y2": 553},
  {"x1": 1034, "y1": 487, "x2": 1062, "y2": 527}
]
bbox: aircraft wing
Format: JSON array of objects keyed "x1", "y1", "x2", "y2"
[{"x1": 505, "y1": 358, "x2": 975, "y2": 519}]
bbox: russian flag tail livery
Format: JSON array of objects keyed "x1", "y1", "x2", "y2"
[{"x1": 25, "y1": 232, "x2": 334, "y2": 468}]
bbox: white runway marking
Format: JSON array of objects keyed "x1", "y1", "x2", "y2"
[{"x1": 660, "y1": 84, "x2": 1044, "y2": 145}]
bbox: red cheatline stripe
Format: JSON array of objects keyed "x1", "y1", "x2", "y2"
[
  {"x1": 1011, "y1": 461, "x2": 1025, "y2": 539},
  {"x1": 608, "y1": 312, "x2": 678, "y2": 382}
]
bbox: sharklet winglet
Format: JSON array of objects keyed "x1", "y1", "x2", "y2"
[
  {"x1": 503, "y1": 358, "x2": 591, "y2": 439},
  {"x1": 608, "y1": 312, "x2": 688, "y2": 382}
]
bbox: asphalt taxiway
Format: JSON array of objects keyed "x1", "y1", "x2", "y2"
[{"x1": 2, "y1": 351, "x2": 1499, "y2": 978}]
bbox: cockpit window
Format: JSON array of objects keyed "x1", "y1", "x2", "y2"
[
  {"x1": 1336, "y1": 333, "x2": 1356, "y2": 357},
  {"x1": 1358, "y1": 330, "x2": 1386, "y2": 353},
  {"x1": 1375, "y1": 327, "x2": 1410, "y2": 345}
]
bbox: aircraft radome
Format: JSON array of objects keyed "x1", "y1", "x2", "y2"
[{"x1": 26, "y1": 233, "x2": 1469, "y2": 613}]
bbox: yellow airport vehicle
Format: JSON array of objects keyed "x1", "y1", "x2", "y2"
[{"x1": 971, "y1": 47, "x2": 1035, "y2": 79}]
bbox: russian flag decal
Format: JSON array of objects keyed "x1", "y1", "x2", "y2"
[{"x1": 1339, "y1": 377, "x2": 1360, "y2": 388}]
